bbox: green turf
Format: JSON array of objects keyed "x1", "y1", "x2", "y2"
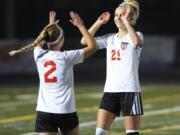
[{"x1": 0, "y1": 83, "x2": 180, "y2": 135}]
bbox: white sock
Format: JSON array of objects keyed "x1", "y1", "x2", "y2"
[
  {"x1": 126, "y1": 129, "x2": 139, "y2": 133},
  {"x1": 95, "y1": 127, "x2": 108, "y2": 135}
]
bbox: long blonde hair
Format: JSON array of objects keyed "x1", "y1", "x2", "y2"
[
  {"x1": 119, "y1": 0, "x2": 140, "y2": 25},
  {"x1": 9, "y1": 22, "x2": 63, "y2": 56}
]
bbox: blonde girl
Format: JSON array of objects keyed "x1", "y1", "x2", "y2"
[
  {"x1": 81, "y1": 0, "x2": 143, "y2": 135},
  {"x1": 9, "y1": 11, "x2": 96, "y2": 135}
]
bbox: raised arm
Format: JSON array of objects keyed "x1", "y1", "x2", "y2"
[
  {"x1": 9, "y1": 11, "x2": 58, "y2": 56},
  {"x1": 80, "y1": 12, "x2": 110, "y2": 45},
  {"x1": 69, "y1": 11, "x2": 96, "y2": 59},
  {"x1": 120, "y1": 5, "x2": 142, "y2": 47}
]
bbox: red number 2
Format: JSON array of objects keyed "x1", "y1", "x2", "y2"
[
  {"x1": 111, "y1": 49, "x2": 121, "y2": 61},
  {"x1": 44, "y1": 60, "x2": 57, "y2": 83}
]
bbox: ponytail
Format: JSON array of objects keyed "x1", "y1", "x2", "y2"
[{"x1": 9, "y1": 21, "x2": 62, "y2": 56}]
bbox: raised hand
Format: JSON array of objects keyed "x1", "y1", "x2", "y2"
[
  {"x1": 96, "y1": 12, "x2": 110, "y2": 25},
  {"x1": 120, "y1": 5, "x2": 132, "y2": 23},
  {"x1": 49, "y1": 11, "x2": 57, "y2": 25},
  {"x1": 69, "y1": 11, "x2": 84, "y2": 28}
]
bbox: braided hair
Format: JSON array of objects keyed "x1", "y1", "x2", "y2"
[{"x1": 9, "y1": 22, "x2": 63, "y2": 56}]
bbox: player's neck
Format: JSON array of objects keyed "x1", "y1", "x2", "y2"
[
  {"x1": 117, "y1": 30, "x2": 128, "y2": 38},
  {"x1": 51, "y1": 44, "x2": 61, "y2": 51}
]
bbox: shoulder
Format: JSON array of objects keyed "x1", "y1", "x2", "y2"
[
  {"x1": 34, "y1": 46, "x2": 45, "y2": 56},
  {"x1": 34, "y1": 46, "x2": 42, "y2": 51},
  {"x1": 95, "y1": 33, "x2": 116, "y2": 44},
  {"x1": 136, "y1": 31, "x2": 143, "y2": 38},
  {"x1": 97, "y1": 33, "x2": 116, "y2": 39},
  {"x1": 63, "y1": 49, "x2": 84, "y2": 57}
]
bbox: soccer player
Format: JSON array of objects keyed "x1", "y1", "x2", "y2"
[
  {"x1": 81, "y1": 0, "x2": 143, "y2": 135},
  {"x1": 9, "y1": 11, "x2": 96, "y2": 135}
]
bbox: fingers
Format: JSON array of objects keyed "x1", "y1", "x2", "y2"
[
  {"x1": 69, "y1": 19, "x2": 74, "y2": 25},
  {"x1": 70, "y1": 11, "x2": 78, "y2": 22},
  {"x1": 69, "y1": 11, "x2": 82, "y2": 26},
  {"x1": 98, "y1": 11, "x2": 110, "y2": 24},
  {"x1": 74, "y1": 12, "x2": 81, "y2": 22},
  {"x1": 100, "y1": 12, "x2": 110, "y2": 18},
  {"x1": 69, "y1": 11, "x2": 84, "y2": 28},
  {"x1": 69, "y1": 11, "x2": 76, "y2": 25},
  {"x1": 49, "y1": 10, "x2": 56, "y2": 25}
]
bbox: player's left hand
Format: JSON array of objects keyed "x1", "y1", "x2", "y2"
[
  {"x1": 120, "y1": 5, "x2": 132, "y2": 23},
  {"x1": 69, "y1": 11, "x2": 84, "y2": 28}
]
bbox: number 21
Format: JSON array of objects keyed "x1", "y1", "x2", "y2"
[{"x1": 111, "y1": 49, "x2": 121, "y2": 61}]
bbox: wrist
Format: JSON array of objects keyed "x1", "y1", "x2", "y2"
[
  {"x1": 123, "y1": 20, "x2": 131, "y2": 26},
  {"x1": 78, "y1": 25, "x2": 86, "y2": 30},
  {"x1": 94, "y1": 20, "x2": 103, "y2": 27}
]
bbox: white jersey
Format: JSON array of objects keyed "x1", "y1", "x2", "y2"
[
  {"x1": 95, "y1": 32, "x2": 143, "y2": 92},
  {"x1": 34, "y1": 47, "x2": 84, "y2": 114}
]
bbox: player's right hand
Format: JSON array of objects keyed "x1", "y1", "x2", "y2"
[
  {"x1": 49, "y1": 11, "x2": 56, "y2": 25},
  {"x1": 97, "y1": 12, "x2": 110, "y2": 25},
  {"x1": 69, "y1": 11, "x2": 84, "y2": 28}
]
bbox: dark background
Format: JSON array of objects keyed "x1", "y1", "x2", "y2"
[
  {"x1": 0, "y1": 0, "x2": 180, "y2": 84},
  {"x1": 0, "y1": 0, "x2": 179, "y2": 38}
]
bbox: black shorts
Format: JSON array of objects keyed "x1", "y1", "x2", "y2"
[
  {"x1": 35, "y1": 111, "x2": 79, "y2": 134},
  {"x1": 99, "y1": 92, "x2": 143, "y2": 116}
]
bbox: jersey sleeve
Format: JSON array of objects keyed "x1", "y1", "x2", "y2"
[
  {"x1": 129, "y1": 31, "x2": 144, "y2": 49},
  {"x1": 33, "y1": 46, "x2": 48, "y2": 62},
  {"x1": 95, "y1": 36, "x2": 107, "y2": 50},
  {"x1": 135, "y1": 32, "x2": 143, "y2": 56},
  {"x1": 64, "y1": 49, "x2": 84, "y2": 65},
  {"x1": 95, "y1": 33, "x2": 114, "y2": 49},
  {"x1": 34, "y1": 47, "x2": 42, "y2": 61},
  {"x1": 137, "y1": 31, "x2": 144, "y2": 45}
]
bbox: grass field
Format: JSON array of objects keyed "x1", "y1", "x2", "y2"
[{"x1": 0, "y1": 83, "x2": 180, "y2": 135}]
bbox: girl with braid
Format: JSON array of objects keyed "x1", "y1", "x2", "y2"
[
  {"x1": 81, "y1": 0, "x2": 143, "y2": 135},
  {"x1": 9, "y1": 11, "x2": 96, "y2": 135}
]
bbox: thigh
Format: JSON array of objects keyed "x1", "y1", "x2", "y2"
[
  {"x1": 124, "y1": 115, "x2": 141, "y2": 130},
  {"x1": 96, "y1": 109, "x2": 116, "y2": 130}
]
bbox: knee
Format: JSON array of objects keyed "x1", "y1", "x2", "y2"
[{"x1": 95, "y1": 127, "x2": 108, "y2": 135}]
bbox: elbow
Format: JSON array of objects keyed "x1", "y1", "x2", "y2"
[
  {"x1": 90, "y1": 42, "x2": 97, "y2": 52},
  {"x1": 80, "y1": 38, "x2": 86, "y2": 45},
  {"x1": 134, "y1": 39, "x2": 142, "y2": 48},
  {"x1": 137, "y1": 40, "x2": 143, "y2": 47}
]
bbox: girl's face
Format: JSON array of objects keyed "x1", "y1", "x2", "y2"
[{"x1": 114, "y1": 7, "x2": 126, "y2": 29}]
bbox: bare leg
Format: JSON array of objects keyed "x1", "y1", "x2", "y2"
[
  {"x1": 124, "y1": 115, "x2": 141, "y2": 130},
  {"x1": 96, "y1": 109, "x2": 116, "y2": 129},
  {"x1": 123, "y1": 115, "x2": 141, "y2": 135}
]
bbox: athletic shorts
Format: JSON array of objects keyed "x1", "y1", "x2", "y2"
[
  {"x1": 99, "y1": 92, "x2": 143, "y2": 116},
  {"x1": 35, "y1": 111, "x2": 79, "y2": 134}
]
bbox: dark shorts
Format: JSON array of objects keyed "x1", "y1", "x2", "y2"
[
  {"x1": 99, "y1": 92, "x2": 143, "y2": 116},
  {"x1": 35, "y1": 111, "x2": 79, "y2": 134}
]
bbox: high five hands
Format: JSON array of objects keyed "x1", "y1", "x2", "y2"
[
  {"x1": 97, "y1": 12, "x2": 111, "y2": 25},
  {"x1": 69, "y1": 11, "x2": 84, "y2": 28}
]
